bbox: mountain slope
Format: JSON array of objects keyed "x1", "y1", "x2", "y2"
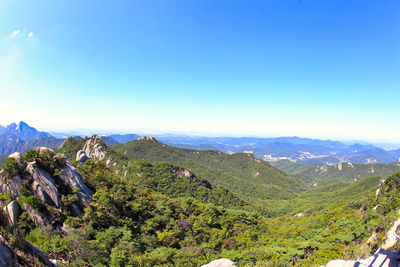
[
  {"x1": 112, "y1": 137, "x2": 307, "y2": 203},
  {"x1": 271, "y1": 160, "x2": 400, "y2": 182},
  {"x1": 58, "y1": 135, "x2": 247, "y2": 209}
]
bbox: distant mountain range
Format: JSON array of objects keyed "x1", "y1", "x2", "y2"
[
  {"x1": 0, "y1": 122, "x2": 64, "y2": 157},
  {"x1": 1, "y1": 121, "x2": 400, "y2": 166},
  {"x1": 151, "y1": 135, "x2": 400, "y2": 164}
]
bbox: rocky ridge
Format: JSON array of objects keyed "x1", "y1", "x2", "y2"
[{"x1": 0, "y1": 146, "x2": 94, "y2": 265}]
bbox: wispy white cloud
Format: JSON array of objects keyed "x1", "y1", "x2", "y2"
[
  {"x1": 28, "y1": 32, "x2": 34, "y2": 37},
  {"x1": 12, "y1": 30, "x2": 20, "y2": 37}
]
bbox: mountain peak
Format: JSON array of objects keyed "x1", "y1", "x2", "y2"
[
  {"x1": 2, "y1": 121, "x2": 51, "y2": 142},
  {"x1": 138, "y1": 136, "x2": 160, "y2": 143},
  {"x1": 16, "y1": 121, "x2": 29, "y2": 130}
]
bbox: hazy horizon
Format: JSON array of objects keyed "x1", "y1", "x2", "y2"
[{"x1": 2, "y1": 120, "x2": 400, "y2": 148}]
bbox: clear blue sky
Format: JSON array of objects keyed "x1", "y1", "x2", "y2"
[{"x1": 0, "y1": 0, "x2": 399, "y2": 142}]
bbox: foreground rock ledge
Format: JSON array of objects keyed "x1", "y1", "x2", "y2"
[
  {"x1": 323, "y1": 248, "x2": 400, "y2": 267},
  {"x1": 201, "y1": 258, "x2": 238, "y2": 267}
]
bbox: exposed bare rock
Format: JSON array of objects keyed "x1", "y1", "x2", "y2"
[
  {"x1": 76, "y1": 150, "x2": 89, "y2": 162},
  {"x1": 3, "y1": 201, "x2": 20, "y2": 226},
  {"x1": 376, "y1": 188, "x2": 380, "y2": 197},
  {"x1": 36, "y1": 147, "x2": 54, "y2": 156},
  {"x1": 22, "y1": 202, "x2": 49, "y2": 227},
  {"x1": 324, "y1": 248, "x2": 400, "y2": 267},
  {"x1": 82, "y1": 135, "x2": 107, "y2": 161},
  {"x1": 138, "y1": 136, "x2": 160, "y2": 143},
  {"x1": 58, "y1": 162, "x2": 93, "y2": 214},
  {"x1": 59, "y1": 162, "x2": 93, "y2": 197},
  {"x1": 173, "y1": 168, "x2": 195, "y2": 179},
  {"x1": 0, "y1": 175, "x2": 22, "y2": 198},
  {"x1": 27, "y1": 163, "x2": 63, "y2": 208},
  {"x1": 201, "y1": 258, "x2": 238, "y2": 267},
  {"x1": 106, "y1": 158, "x2": 113, "y2": 166},
  {"x1": 382, "y1": 211, "x2": 400, "y2": 250},
  {"x1": 8, "y1": 152, "x2": 26, "y2": 170},
  {"x1": 0, "y1": 235, "x2": 18, "y2": 267}
]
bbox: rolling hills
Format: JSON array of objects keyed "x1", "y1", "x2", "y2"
[
  {"x1": 112, "y1": 137, "x2": 307, "y2": 203},
  {"x1": 271, "y1": 159, "x2": 400, "y2": 182}
]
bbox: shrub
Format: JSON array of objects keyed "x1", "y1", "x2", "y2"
[{"x1": 23, "y1": 149, "x2": 39, "y2": 162}]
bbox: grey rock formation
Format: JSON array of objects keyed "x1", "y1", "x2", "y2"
[
  {"x1": 36, "y1": 147, "x2": 54, "y2": 155},
  {"x1": 138, "y1": 136, "x2": 160, "y2": 143},
  {"x1": 0, "y1": 174, "x2": 22, "y2": 198},
  {"x1": 0, "y1": 235, "x2": 17, "y2": 267},
  {"x1": 324, "y1": 248, "x2": 400, "y2": 267},
  {"x1": 76, "y1": 150, "x2": 89, "y2": 162},
  {"x1": 172, "y1": 168, "x2": 196, "y2": 179},
  {"x1": 8, "y1": 152, "x2": 26, "y2": 170},
  {"x1": 59, "y1": 162, "x2": 93, "y2": 197},
  {"x1": 58, "y1": 162, "x2": 93, "y2": 214},
  {"x1": 27, "y1": 163, "x2": 63, "y2": 208},
  {"x1": 201, "y1": 258, "x2": 238, "y2": 267},
  {"x1": 22, "y1": 202, "x2": 49, "y2": 227},
  {"x1": 83, "y1": 135, "x2": 107, "y2": 160},
  {"x1": 3, "y1": 201, "x2": 20, "y2": 226},
  {"x1": 106, "y1": 158, "x2": 113, "y2": 166}
]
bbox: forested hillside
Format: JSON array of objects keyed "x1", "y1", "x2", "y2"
[
  {"x1": 112, "y1": 138, "x2": 307, "y2": 205},
  {"x1": 272, "y1": 160, "x2": 400, "y2": 182}
]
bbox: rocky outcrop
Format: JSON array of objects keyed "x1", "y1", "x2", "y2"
[
  {"x1": 324, "y1": 248, "x2": 400, "y2": 267},
  {"x1": 0, "y1": 145, "x2": 96, "y2": 265},
  {"x1": 58, "y1": 162, "x2": 93, "y2": 214},
  {"x1": 171, "y1": 168, "x2": 195, "y2": 179},
  {"x1": 22, "y1": 202, "x2": 49, "y2": 227},
  {"x1": 3, "y1": 201, "x2": 20, "y2": 226},
  {"x1": 82, "y1": 135, "x2": 107, "y2": 161},
  {"x1": 1, "y1": 146, "x2": 94, "y2": 221},
  {"x1": 36, "y1": 147, "x2": 54, "y2": 156},
  {"x1": 138, "y1": 136, "x2": 160, "y2": 143},
  {"x1": 0, "y1": 174, "x2": 22, "y2": 198},
  {"x1": 8, "y1": 152, "x2": 26, "y2": 171},
  {"x1": 382, "y1": 211, "x2": 400, "y2": 250},
  {"x1": 27, "y1": 163, "x2": 63, "y2": 208},
  {"x1": 201, "y1": 258, "x2": 238, "y2": 267},
  {"x1": 0, "y1": 235, "x2": 17, "y2": 267},
  {"x1": 76, "y1": 150, "x2": 89, "y2": 162}
]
